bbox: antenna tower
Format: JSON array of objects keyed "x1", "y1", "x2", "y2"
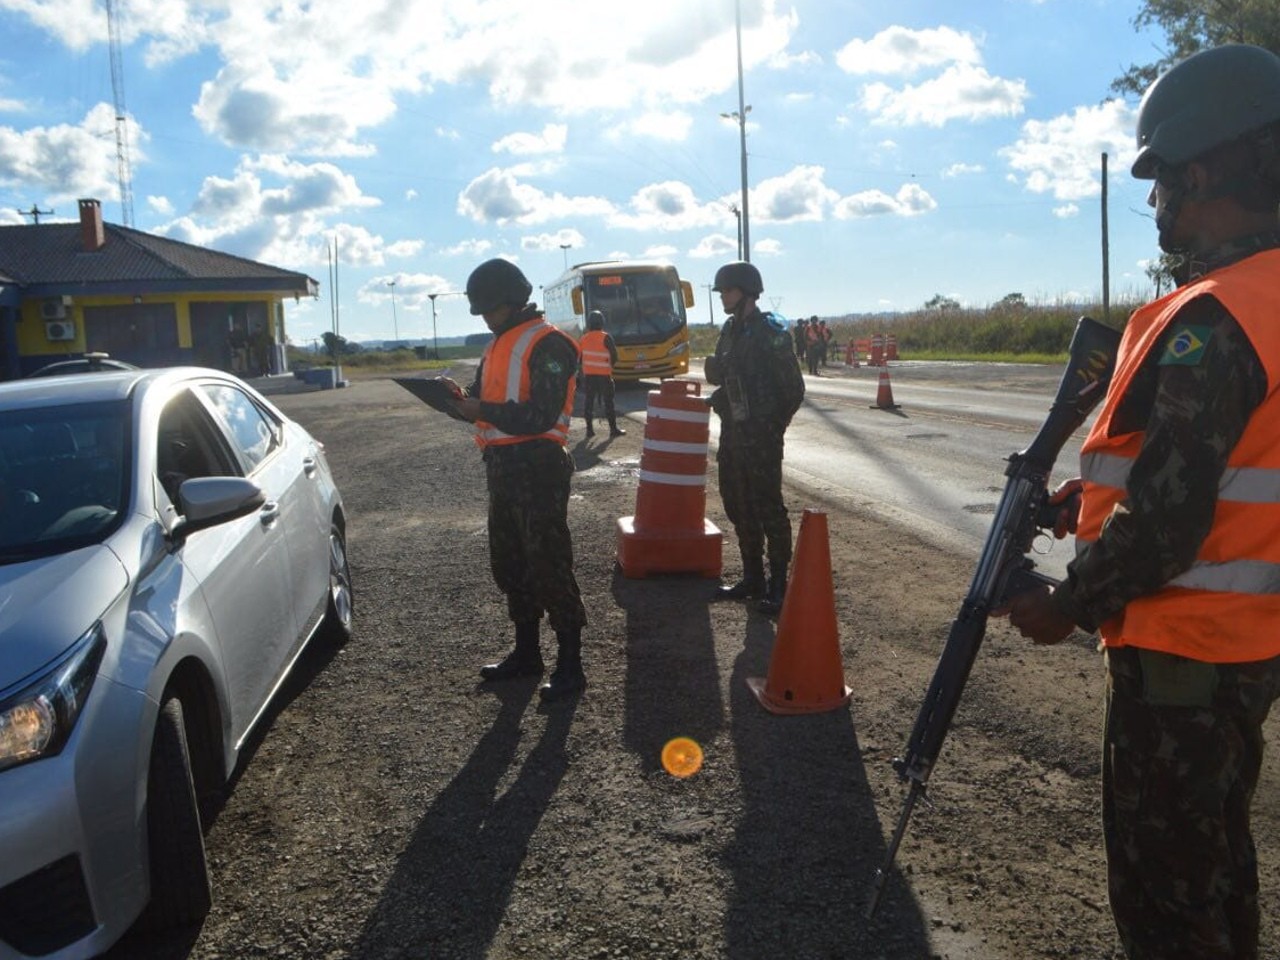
[{"x1": 105, "y1": 0, "x2": 134, "y2": 227}]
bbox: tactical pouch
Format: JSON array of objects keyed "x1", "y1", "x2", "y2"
[
  {"x1": 725, "y1": 375, "x2": 750, "y2": 422},
  {"x1": 1136, "y1": 647, "x2": 1218, "y2": 708}
]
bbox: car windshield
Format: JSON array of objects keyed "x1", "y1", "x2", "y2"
[
  {"x1": 584, "y1": 271, "x2": 686, "y2": 346},
  {"x1": 0, "y1": 401, "x2": 130, "y2": 560}
]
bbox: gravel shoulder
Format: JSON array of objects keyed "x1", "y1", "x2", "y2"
[{"x1": 107, "y1": 368, "x2": 1280, "y2": 960}]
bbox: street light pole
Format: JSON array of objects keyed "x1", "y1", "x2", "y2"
[
  {"x1": 385, "y1": 279, "x2": 399, "y2": 343},
  {"x1": 559, "y1": 242, "x2": 571, "y2": 269},
  {"x1": 427, "y1": 291, "x2": 465, "y2": 361},
  {"x1": 728, "y1": 203, "x2": 742, "y2": 261},
  {"x1": 734, "y1": 0, "x2": 750, "y2": 262}
]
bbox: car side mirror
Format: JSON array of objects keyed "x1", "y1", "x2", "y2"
[{"x1": 169, "y1": 477, "x2": 266, "y2": 539}]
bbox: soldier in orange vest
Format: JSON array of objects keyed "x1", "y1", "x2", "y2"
[
  {"x1": 578, "y1": 310, "x2": 624, "y2": 439},
  {"x1": 447, "y1": 259, "x2": 588, "y2": 701},
  {"x1": 997, "y1": 45, "x2": 1280, "y2": 959}
]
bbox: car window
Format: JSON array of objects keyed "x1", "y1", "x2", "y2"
[
  {"x1": 197, "y1": 384, "x2": 281, "y2": 473},
  {"x1": 156, "y1": 391, "x2": 241, "y2": 505},
  {"x1": 0, "y1": 401, "x2": 130, "y2": 557}
]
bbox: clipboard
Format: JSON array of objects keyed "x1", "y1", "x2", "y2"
[{"x1": 394, "y1": 377, "x2": 470, "y2": 422}]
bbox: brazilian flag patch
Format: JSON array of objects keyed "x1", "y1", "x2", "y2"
[{"x1": 1159, "y1": 325, "x2": 1212, "y2": 366}]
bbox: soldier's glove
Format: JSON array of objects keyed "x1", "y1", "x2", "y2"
[{"x1": 704, "y1": 355, "x2": 722, "y2": 385}]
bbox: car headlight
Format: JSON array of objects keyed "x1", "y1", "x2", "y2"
[
  {"x1": 669, "y1": 342, "x2": 689, "y2": 356},
  {"x1": 0, "y1": 623, "x2": 106, "y2": 774}
]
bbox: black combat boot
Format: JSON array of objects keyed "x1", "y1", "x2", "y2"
[
  {"x1": 715, "y1": 557, "x2": 766, "y2": 600},
  {"x1": 608, "y1": 417, "x2": 626, "y2": 437},
  {"x1": 479, "y1": 620, "x2": 544, "y2": 680},
  {"x1": 540, "y1": 627, "x2": 586, "y2": 701},
  {"x1": 758, "y1": 563, "x2": 789, "y2": 616},
  {"x1": 585, "y1": 420, "x2": 595, "y2": 437}
]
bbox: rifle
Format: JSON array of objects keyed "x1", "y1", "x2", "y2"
[{"x1": 865, "y1": 316, "x2": 1121, "y2": 917}]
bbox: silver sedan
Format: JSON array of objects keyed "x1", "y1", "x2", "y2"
[{"x1": 0, "y1": 367, "x2": 352, "y2": 959}]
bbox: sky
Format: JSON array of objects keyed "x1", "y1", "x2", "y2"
[{"x1": 0, "y1": 0, "x2": 1171, "y2": 345}]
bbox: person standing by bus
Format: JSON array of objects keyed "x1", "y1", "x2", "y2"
[
  {"x1": 704, "y1": 260, "x2": 805, "y2": 615},
  {"x1": 579, "y1": 310, "x2": 625, "y2": 439},
  {"x1": 447, "y1": 258, "x2": 589, "y2": 702}
]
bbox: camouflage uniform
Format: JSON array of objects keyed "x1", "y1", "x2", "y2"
[
  {"x1": 707, "y1": 308, "x2": 805, "y2": 578},
  {"x1": 1053, "y1": 233, "x2": 1280, "y2": 959},
  {"x1": 466, "y1": 306, "x2": 587, "y2": 634}
]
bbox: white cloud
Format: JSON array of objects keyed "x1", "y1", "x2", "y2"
[
  {"x1": 862, "y1": 63, "x2": 1028, "y2": 126},
  {"x1": 642, "y1": 243, "x2": 679, "y2": 258},
  {"x1": 147, "y1": 195, "x2": 174, "y2": 216},
  {"x1": 753, "y1": 238, "x2": 783, "y2": 256},
  {"x1": 0, "y1": 103, "x2": 147, "y2": 205},
  {"x1": 1053, "y1": 203, "x2": 1080, "y2": 218},
  {"x1": 784, "y1": 92, "x2": 814, "y2": 103},
  {"x1": 386, "y1": 239, "x2": 425, "y2": 257},
  {"x1": 753, "y1": 165, "x2": 837, "y2": 223},
  {"x1": 688, "y1": 233, "x2": 739, "y2": 259},
  {"x1": 357, "y1": 272, "x2": 458, "y2": 313},
  {"x1": 521, "y1": 228, "x2": 587, "y2": 251},
  {"x1": 439, "y1": 238, "x2": 493, "y2": 257},
  {"x1": 436, "y1": 128, "x2": 461, "y2": 141},
  {"x1": 457, "y1": 166, "x2": 614, "y2": 225},
  {"x1": 1000, "y1": 99, "x2": 1135, "y2": 200},
  {"x1": 769, "y1": 49, "x2": 821, "y2": 70},
  {"x1": 609, "y1": 180, "x2": 725, "y2": 231},
  {"x1": 492, "y1": 123, "x2": 568, "y2": 155},
  {"x1": 833, "y1": 182, "x2": 937, "y2": 218},
  {"x1": 0, "y1": 96, "x2": 25, "y2": 113},
  {"x1": 405, "y1": 188, "x2": 418, "y2": 200},
  {"x1": 942, "y1": 162, "x2": 984, "y2": 178},
  {"x1": 836, "y1": 25, "x2": 982, "y2": 76}
]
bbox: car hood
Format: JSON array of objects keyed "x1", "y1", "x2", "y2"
[{"x1": 0, "y1": 546, "x2": 128, "y2": 691}]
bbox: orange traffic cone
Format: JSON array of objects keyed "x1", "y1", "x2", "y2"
[
  {"x1": 747, "y1": 510, "x2": 852, "y2": 715},
  {"x1": 870, "y1": 367, "x2": 900, "y2": 410}
]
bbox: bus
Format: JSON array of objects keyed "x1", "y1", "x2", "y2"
[{"x1": 543, "y1": 260, "x2": 695, "y2": 380}]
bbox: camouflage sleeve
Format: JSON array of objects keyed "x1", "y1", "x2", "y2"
[
  {"x1": 464, "y1": 361, "x2": 482, "y2": 398},
  {"x1": 479, "y1": 333, "x2": 577, "y2": 436},
  {"x1": 1053, "y1": 297, "x2": 1268, "y2": 630},
  {"x1": 770, "y1": 326, "x2": 805, "y2": 422}
]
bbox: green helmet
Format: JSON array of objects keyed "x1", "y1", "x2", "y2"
[
  {"x1": 712, "y1": 261, "x2": 763, "y2": 296},
  {"x1": 1132, "y1": 43, "x2": 1280, "y2": 179},
  {"x1": 466, "y1": 259, "x2": 533, "y2": 315}
]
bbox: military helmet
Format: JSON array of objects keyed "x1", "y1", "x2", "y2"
[
  {"x1": 586, "y1": 310, "x2": 606, "y2": 330},
  {"x1": 1132, "y1": 43, "x2": 1280, "y2": 179},
  {"x1": 712, "y1": 260, "x2": 764, "y2": 296},
  {"x1": 466, "y1": 258, "x2": 533, "y2": 315}
]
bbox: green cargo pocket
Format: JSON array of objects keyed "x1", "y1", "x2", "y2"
[{"x1": 1137, "y1": 648, "x2": 1218, "y2": 708}]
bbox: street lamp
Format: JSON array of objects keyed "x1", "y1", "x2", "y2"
[
  {"x1": 427, "y1": 291, "x2": 465, "y2": 361},
  {"x1": 559, "y1": 242, "x2": 572, "y2": 269},
  {"x1": 727, "y1": 202, "x2": 742, "y2": 261},
  {"x1": 720, "y1": 0, "x2": 751, "y2": 262},
  {"x1": 385, "y1": 279, "x2": 399, "y2": 343}
]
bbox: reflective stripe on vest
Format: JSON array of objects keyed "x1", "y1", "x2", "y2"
[
  {"x1": 1076, "y1": 249, "x2": 1280, "y2": 662},
  {"x1": 580, "y1": 330, "x2": 612, "y2": 376},
  {"x1": 474, "y1": 318, "x2": 577, "y2": 448}
]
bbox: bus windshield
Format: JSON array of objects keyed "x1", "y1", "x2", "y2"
[{"x1": 584, "y1": 271, "x2": 687, "y2": 346}]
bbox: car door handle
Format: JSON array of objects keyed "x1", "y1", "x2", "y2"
[
  {"x1": 259, "y1": 501, "x2": 281, "y2": 525},
  {"x1": 303, "y1": 457, "x2": 318, "y2": 477}
]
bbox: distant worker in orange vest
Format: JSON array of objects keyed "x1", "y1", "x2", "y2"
[
  {"x1": 997, "y1": 44, "x2": 1280, "y2": 959},
  {"x1": 446, "y1": 258, "x2": 588, "y2": 702},
  {"x1": 579, "y1": 310, "x2": 625, "y2": 439}
]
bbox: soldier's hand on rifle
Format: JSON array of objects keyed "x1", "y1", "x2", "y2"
[
  {"x1": 1046, "y1": 478, "x2": 1084, "y2": 539},
  {"x1": 993, "y1": 585, "x2": 1075, "y2": 645}
]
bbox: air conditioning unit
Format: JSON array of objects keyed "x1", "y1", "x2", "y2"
[
  {"x1": 45, "y1": 320, "x2": 76, "y2": 342},
  {"x1": 40, "y1": 299, "x2": 67, "y2": 321}
]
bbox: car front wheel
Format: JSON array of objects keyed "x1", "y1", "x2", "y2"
[{"x1": 141, "y1": 697, "x2": 213, "y2": 929}]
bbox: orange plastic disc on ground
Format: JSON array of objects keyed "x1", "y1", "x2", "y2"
[{"x1": 661, "y1": 737, "x2": 704, "y2": 778}]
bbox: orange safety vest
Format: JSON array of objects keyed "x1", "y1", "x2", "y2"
[
  {"x1": 1077, "y1": 249, "x2": 1280, "y2": 663},
  {"x1": 474, "y1": 317, "x2": 577, "y2": 448},
  {"x1": 580, "y1": 329, "x2": 612, "y2": 376}
]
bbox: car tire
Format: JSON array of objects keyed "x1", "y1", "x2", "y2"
[
  {"x1": 141, "y1": 697, "x2": 212, "y2": 930},
  {"x1": 321, "y1": 522, "x2": 353, "y2": 643}
]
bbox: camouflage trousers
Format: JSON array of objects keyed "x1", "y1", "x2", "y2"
[
  {"x1": 716, "y1": 433, "x2": 791, "y2": 571},
  {"x1": 485, "y1": 443, "x2": 587, "y2": 633},
  {"x1": 1103, "y1": 645, "x2": 1280, "y2": 960},
  {"x1": 581, "y1": 374, "x2": 616, "y2": 426}
]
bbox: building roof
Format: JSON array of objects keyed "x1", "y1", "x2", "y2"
[{"x1": 0, "y1": 220, "x2": 317, "y2": 297}]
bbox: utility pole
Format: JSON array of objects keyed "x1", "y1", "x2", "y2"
[
  {"x1": 734, "y1": 0, "x2": 750, "y2": 261},
  {"x1": 428, "y1": 291, "x2": 465, "y2": 361},
  {"x1": 105, "y1": 0, "x2": 134, "y2": 227},
  {"x1": 728, "y1": 203, "x2": 742, "y2": 261},
  {"x1": 385, "y1": 279, "x2": 399, "y2": 343},
  {"x1": 704, "y1": 284, "x2": 715, "y2": 325},
  {"x1": 17, "y1": 204, "x2": 53, "y2": 224},
  {"x1": 1101, "y1": 152, "x2": 1111, "y2": 324}
]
